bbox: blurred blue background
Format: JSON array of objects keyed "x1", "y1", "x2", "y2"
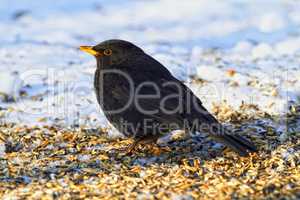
[{"x1": 1, "y1": 0, "x2": 300, "y2": 48}]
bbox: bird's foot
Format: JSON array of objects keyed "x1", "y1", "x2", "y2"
[
  {"x1": 147, "y1": 144, "x2": 171, "y2": 156},
  {"x1": 222, "y1": 147, "x2": 235, "y2": 155},
  {"x1": 125, "y1": 141, "x2": 139, "y2": 155},
  {"x1": 117, "y1": 137, "x2": 172, "y2": 156},
  {"x1": 116, "y1": 139, "x2": 142, "y2": 155}
]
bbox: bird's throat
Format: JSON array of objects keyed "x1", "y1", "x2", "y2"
[{"x1": 96, "y1": 56, "x2": 113, "y2": 69}]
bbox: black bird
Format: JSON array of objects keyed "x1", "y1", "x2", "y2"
[{"x1": 80, "y1": 39, "x2": 257, "y2": 156}]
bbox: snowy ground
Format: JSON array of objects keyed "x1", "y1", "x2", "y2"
[{"x1": 0, "y1": 0, "x2": 299, "y2": 130}]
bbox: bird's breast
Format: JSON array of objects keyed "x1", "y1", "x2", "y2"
[{"x1": 94, "y1": 68, "x2": 132, "y2": 113}]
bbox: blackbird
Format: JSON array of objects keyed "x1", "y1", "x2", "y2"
[{"x1": 80, "y1": 39, "x2": 257, "y2": 156}]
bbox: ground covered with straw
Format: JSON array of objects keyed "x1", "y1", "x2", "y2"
[{"x1": 0, "y1": 103, "x2": 299, "y2": 200}]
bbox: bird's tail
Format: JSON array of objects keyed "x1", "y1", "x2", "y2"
[
  {"x1": 192, "y1": 105, "x2": 257, "y2": 156},
  {"x1": 210, "y1": 124, "x2": 257, "y2": 156}
]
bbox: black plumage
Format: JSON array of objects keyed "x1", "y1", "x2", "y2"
[{"x1": 80, "y1": 39, "x2": 257, "y2": 156}]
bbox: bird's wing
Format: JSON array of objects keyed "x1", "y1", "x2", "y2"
[
  {"x1": 109, "y1": 78, "x2": 184, "y2": 127},
  {"x1": 109, "y1": 54, "x2": 208, "y2": 127}
]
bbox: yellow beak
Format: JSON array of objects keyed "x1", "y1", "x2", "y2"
[{"x1": 79, "y1": 46, "x2": 102, "y2": 57}]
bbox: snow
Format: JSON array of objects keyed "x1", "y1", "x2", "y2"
[
  {"x1": 275, "y1": 37, "x2": 300, "y2": 55},
  {"x1": 257, "y1": 12, "x2": 286, "y2": 33},
  {"x1": 251, "y1": 43, "x2": 274, "y2": 59},
  {"x1": 0, "y1": 0, "x2": 299, "y2": 132},
  {"x1": 0, "y1": 71, "x2": 22, "y2": 101},
  {"x1": 0, "y1": 142, "x2": 5, "y2": 157},
  {"x1": 232, "y1": 41, "x2": 253, "y2": 55}
]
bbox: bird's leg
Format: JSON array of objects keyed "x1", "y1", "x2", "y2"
[
  {"x1": 121, "y1": 137, "x2": 146, "y2": 155},
  {"x1": 141, "y1": 135, "x2": 172, "y2": 155},
  {"x1": 123, "y1": 135, "x2": 171, "y2": 155},
  {"x1": 125, "y1": 139, "x2": 142, "y2": 153},
  {"x1": 126, "y1": 136, "x2": 160, "y2": 155},
  {"x1": 140, "y1": 136, "x2": 158, "y2": 145}
]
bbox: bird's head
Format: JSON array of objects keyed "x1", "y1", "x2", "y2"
[{"x1": 80, "y1": 39, "x2": 144, "y2": 66}]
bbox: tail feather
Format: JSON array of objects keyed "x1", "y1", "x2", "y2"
[
  {"x1": 217, "y1": 134, "x2": 257, "y2": 156},
  {"x1": 194, "y1": 108, "x2": 257, "y2": 156},
  {"x1": 210, "y1": 125, "x2": 257, "y2": 156}
]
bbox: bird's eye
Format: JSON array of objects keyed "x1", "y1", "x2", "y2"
[{"x1": 103, "y1": 49, "x2": 112, "y2": 56}]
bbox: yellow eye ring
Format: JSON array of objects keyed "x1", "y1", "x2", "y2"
[{"x1": 103, "y1": 49, "x2": 112, "y2": 56}]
